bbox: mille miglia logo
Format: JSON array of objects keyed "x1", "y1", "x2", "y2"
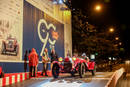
[{"x1": 37, "y1": 19, "x2": 59, "y2": 56}]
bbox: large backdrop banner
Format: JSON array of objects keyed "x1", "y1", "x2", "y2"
[{"x1": 23, "y1": 0, "x2": 64, "y2": 60}]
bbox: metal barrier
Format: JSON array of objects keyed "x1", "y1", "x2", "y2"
[
  {"x1": 124, "y1": 60, "x2": 130, "y2": 73},
  {"x1": 105, "y1": 68, "x2": 125, "y2": 87}
]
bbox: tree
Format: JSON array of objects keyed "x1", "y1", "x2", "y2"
[
  {"x1": 64, "y1": 2, "x2": 120, "y2": 60},
  {"x1": 72, "y1": 9, "x2": 120, "y2": 60},
  {"x1": 72, "y1": 9, "x2": 96, "y2": 52},
  {"x1": 79, "y1": 33, "x2": 119, "y2": 59}
]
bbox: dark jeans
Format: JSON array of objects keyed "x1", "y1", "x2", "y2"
[
  {"x1": 32, "y1": 66, "x2": 36, "y2": 77},
  {"x1": 24, "y1": 63, "x2": 27, "y2": 72},
  {"x1": 29, "y1": 66, "x2": 36, "y2": 77},
  {"x1": 29, "y1": 66, "x2": 32, "y2": 77},
  {"x1": 42, "y1": 63, "x2": 48, "y2": 75}
]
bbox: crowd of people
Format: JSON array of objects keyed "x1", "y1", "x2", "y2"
[
  {"x1": 1, "y1": 49, "x2": 90, "y2": 78},
  {"x1": 24, "y1": 47, "x2": 58, "y2": 77}
]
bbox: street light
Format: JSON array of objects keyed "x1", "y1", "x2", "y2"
[
  {"x1": 109, "y1": 28, "x2": 114, "y2": 33},
  {"x1": 119, "y1": 42, "x2": 122, "y2": 45},
  {"x1": 95, "y1": 5, "x2": 101, "y2": 11},
  {"x1": 115, "y1": 37, "x2": 119, "y2": 40}
]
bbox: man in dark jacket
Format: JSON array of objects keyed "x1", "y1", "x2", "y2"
[
  {"x1": 50, "y1": 48, "x2": 58, "y2": 63},
  {"x1": 24, "y1": 50, "x2": 28, "y2": 72}
]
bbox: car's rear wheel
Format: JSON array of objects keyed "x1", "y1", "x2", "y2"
[
  {"x1": 92, "y1": 66, "x2": 96, "y2": 76},
  {"x1": 79, "y1": 63, "x2": 86, "y2": 78},
  {"x1": 52, "y1": 64, "x2": 59, "y2": 78},
  {"x1": 15, "y1": 46, "x2": 18, "y2": 56}
]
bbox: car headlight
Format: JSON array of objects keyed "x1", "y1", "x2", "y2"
[
  {"x1": 72, "y1": 57, "x2": 76, "y2": 61},
  {"x1": 58, "y1": 57, "x2": 63, "y2": 62}
]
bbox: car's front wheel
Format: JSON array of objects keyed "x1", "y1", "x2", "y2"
[
  {"x1": 92, "y1": 66, "x2": 96, "y2": 76},
  {"x1": 70, "y1": 70, "x2": 75, "y2": 77},
  {"x1": 52, "y1": 64, "x2": 59, "y2": 78},
  {"x1": 79, "y1": 63, "x2": 86, "y2": 78}
]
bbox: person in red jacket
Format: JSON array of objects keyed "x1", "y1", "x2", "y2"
[{"x1": 28, "y1": 48, "x2": 39, "y2": 77}]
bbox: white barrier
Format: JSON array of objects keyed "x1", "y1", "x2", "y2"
[
  {"x1": 105, "y1": 68, "x2": 125, "y2": 87},
  {"x1": 0, "y1": 72, "x2": 30, "y2": 87}
]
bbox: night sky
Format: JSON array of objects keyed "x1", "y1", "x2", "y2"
[{"x1": 71, "y1": 0, "x2": 130, "y2": 55}]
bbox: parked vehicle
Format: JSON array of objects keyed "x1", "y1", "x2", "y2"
[{"x1": 52, "y1": 57, "x2": 96, "y2": 78}]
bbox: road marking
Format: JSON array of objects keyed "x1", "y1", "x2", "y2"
[
  {"x1": 30, "y1": 77, "x2": 110, "y2": 80},
  {"x1": 92, "y1": 78, "x2": 110, "y2": 80},
  {"x1": 30, "y1": 77, "x2": 53, "y2": 80},
  {"x1": 40, "y1": 79, "x2": 83, "y2": 87},
  {"x1": 28, "y1": 77, "x2": 110, "y2": 87}
]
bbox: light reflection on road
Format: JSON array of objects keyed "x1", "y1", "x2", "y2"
[{"x1": 7, "y1": 72, "x2": 113, "y2": 87}]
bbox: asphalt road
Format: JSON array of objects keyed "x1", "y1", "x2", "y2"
[{"x1": 7, "y1": 72, "x2": 113, "y2": 87}]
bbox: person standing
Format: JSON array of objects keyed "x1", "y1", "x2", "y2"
[
  {"x1": 35, "y1": 55, "x2": 39, "y2": 77},
  {"x1": 24, "y1": 50, "x2": 28, "y2": 72},
  {"x1": 50, "y1": 48, "x2": 58, "y2": 63},
  {"x1": 28, "y1": 48, "x2": 39, "y2": 77},
  {"x1": 67, "y1": 50, "x2": 71, "y2": 58},
  {"x1": 50, "y1": 48, "x2": 58, "y2": 70},
  {"x1": 42, "y1": 48, "x2": 50, "y2": 76},
  {"x1": 28, "y1": 50, "x2": 32, "y2": 77}
]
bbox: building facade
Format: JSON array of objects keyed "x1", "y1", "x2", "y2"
[{"x1": 0, "y1": 0, "x2": 72, "y2": 73}]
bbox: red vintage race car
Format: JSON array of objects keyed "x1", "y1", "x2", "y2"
[
  {"x1": 52, "y1": 57, "x2": 96, "y2": 78},
  {"x1": 1, "y1": 37, "x2": 19, "y2": 56}
]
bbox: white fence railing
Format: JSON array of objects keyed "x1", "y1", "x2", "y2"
[{"x1": 105, "y1": 68, "x2": 125, "y2": 87}]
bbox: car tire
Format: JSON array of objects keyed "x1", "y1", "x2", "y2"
[
  {"x1": 15, "y1": 46, "x2": 18, "y2": 56},
  {"x1": 52, "y1": 64, "x2": 59, "y2": 78},
  {"x1": 79, "y1": 63, "x2": 86, "y2": 78},
  {"x1": 92, "y1": 66, "x2": 96, "y2": 76},
  {"x1": 70, "y1": 70, "x2": 75, "y2": 77}
]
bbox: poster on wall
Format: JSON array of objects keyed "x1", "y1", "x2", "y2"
[
  {"x1": 23, "y1": 0, "x2": 64, "y2": 60},
  {"x1": 0, "y1": 0, "x2": 23, "y2": 61}
]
